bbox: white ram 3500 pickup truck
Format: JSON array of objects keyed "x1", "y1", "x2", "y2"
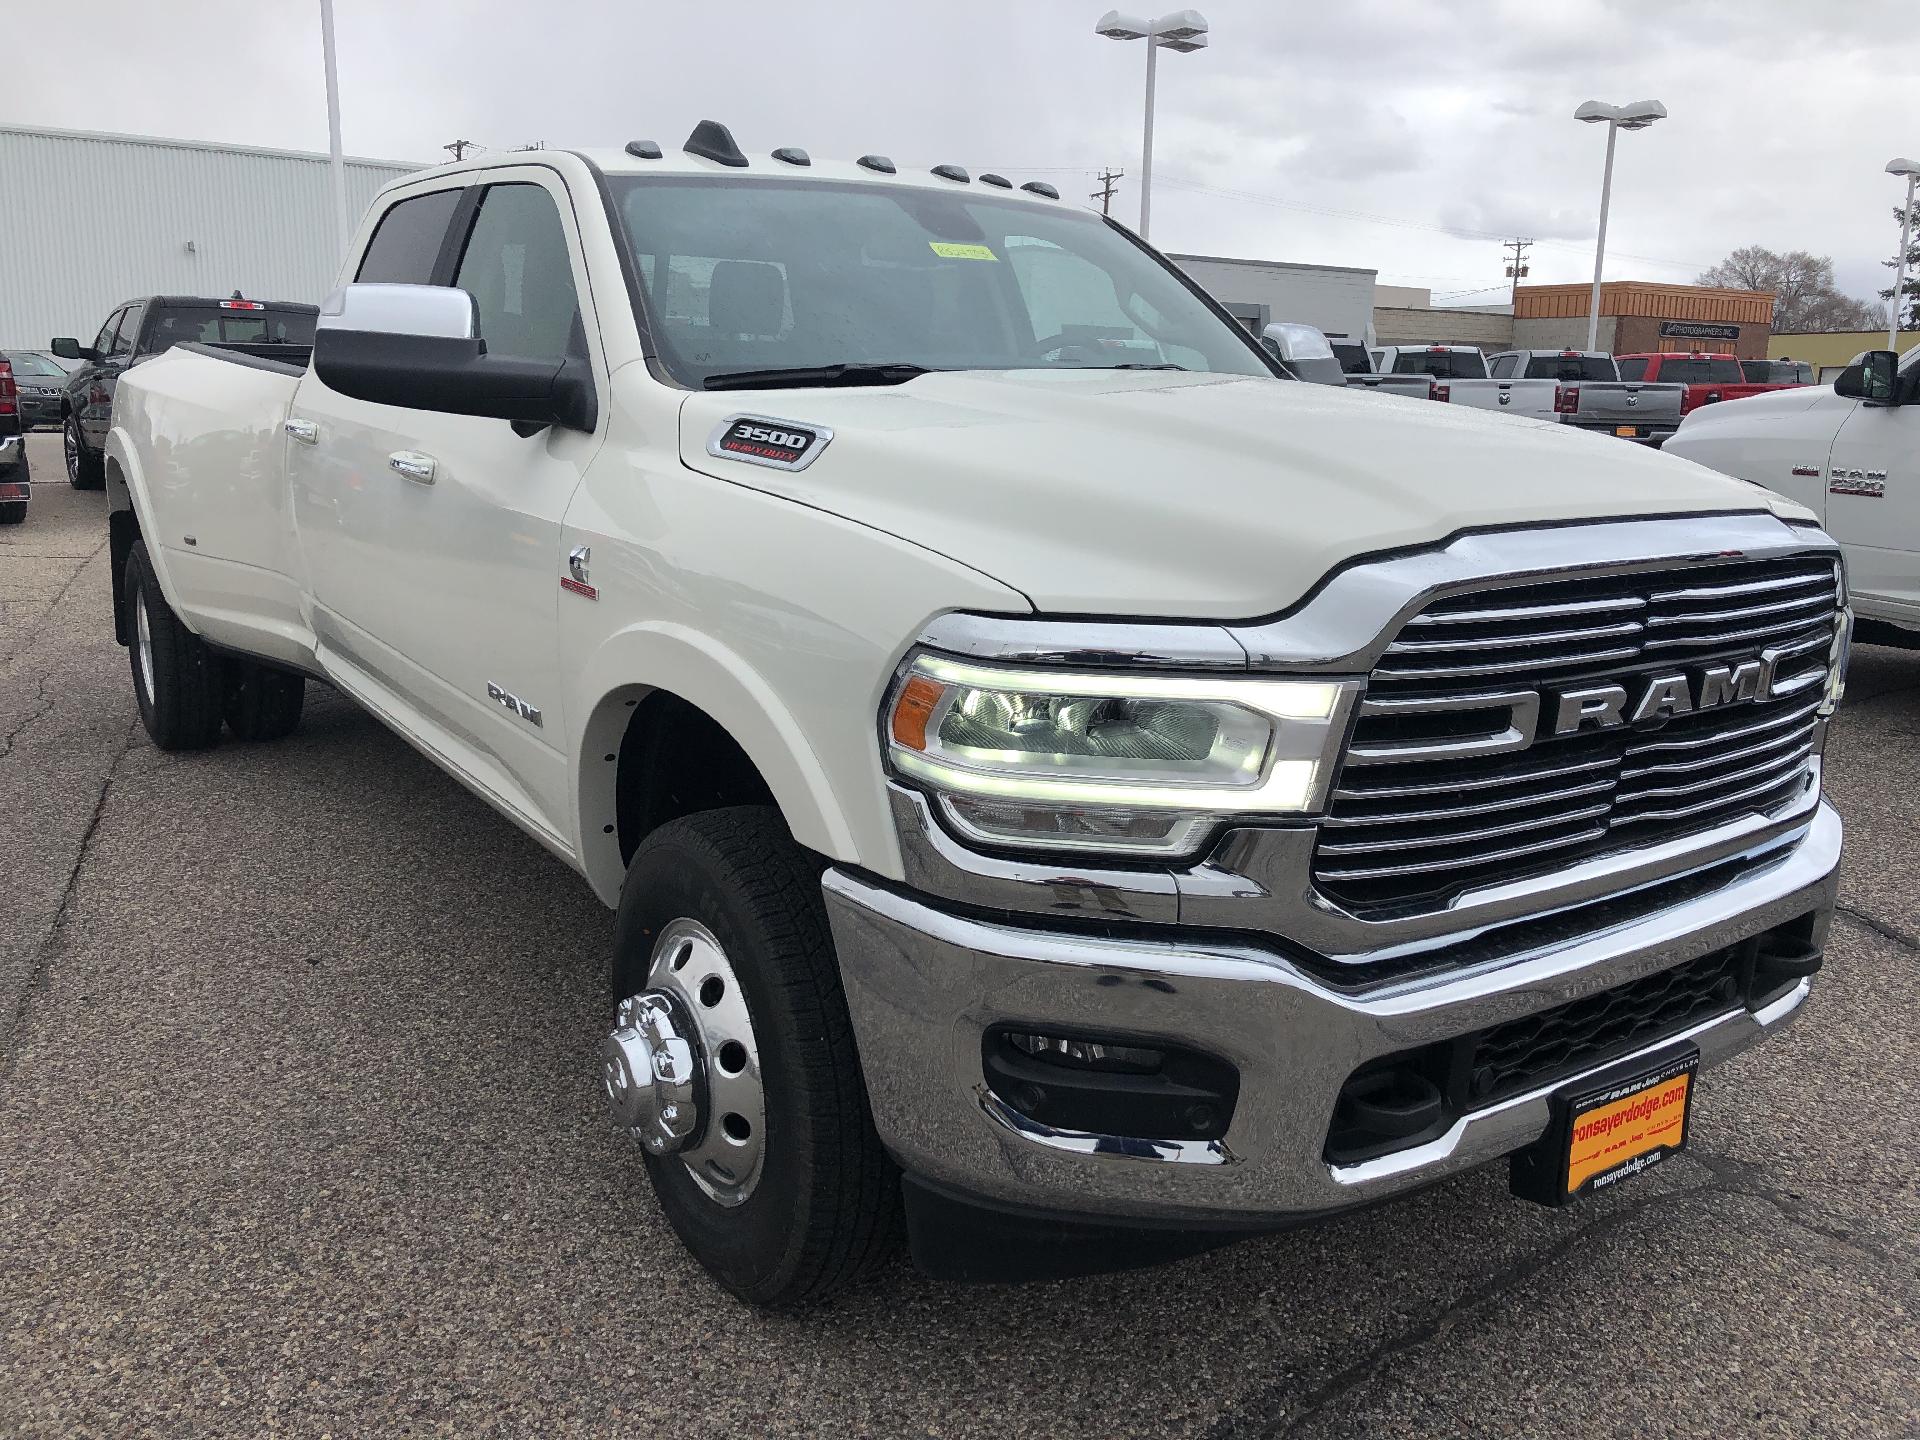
[
  {"x1": 1665, "y1": 345, "x2": 1919, "y2": 646},
  {"x1": 106, "y1": 123, "x2": 1849, "y2": 1308}
]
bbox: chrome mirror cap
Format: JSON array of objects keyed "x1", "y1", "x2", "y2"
[{"x1": 318, "y1": 283, "x2": 477, "y2": 340}]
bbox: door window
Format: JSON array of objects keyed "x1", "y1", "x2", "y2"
[
  {"x1": 355, "y1": 189, "x2": 464, "y2": 285},
  {"x1": 453, "y1": 183, "x2": 585, "y2": 361},
  {"x1": 103, "y1": 306, "x2": 141, "y2": 361},
  {"x1": 92, "y1": 308, "x2": 124, "y2": 359}
]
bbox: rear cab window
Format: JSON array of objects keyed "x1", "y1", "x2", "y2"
[
  {"x1": 140, "y1": 304, "x2": 316, "y2": 355},
  {"x1": 1391, "y1": 349, "x2": 1487, "y2": 380},
  {"x1": 1522, "y1": 356, "x2": 1617, "y2": 381}
]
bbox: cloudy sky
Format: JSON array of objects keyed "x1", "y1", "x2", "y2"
[{"x1": 4, "y1": 0, "x2": 1912, "y2": 307}]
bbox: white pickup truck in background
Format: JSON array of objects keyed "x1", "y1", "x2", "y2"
[
  {"x1": 1372, "y1": 344, "x2": 1684, "y2": 441},
  {"x1": 1666, "y1": 344, "x2": 1919, "y2": 644},
  {"x1": 102, "y1": 123, "x2": 1849, "y2": 1308}
]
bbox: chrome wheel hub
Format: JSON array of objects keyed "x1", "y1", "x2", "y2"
[
  {"x1": 601, "y1": 992, "x2": 698, "y2": 1156},
  {"x1": 64, "y1": 419, "x2": 79, "y2": 480},
  {"x1": 604, "y1": 918, "x2": 766, "y2": 1206}
]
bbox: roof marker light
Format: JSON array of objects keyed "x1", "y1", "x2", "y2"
[
  {"x1": 931, "y1": 164, "x2": 970, "y2": 183},
  {"x1": 1020, "y1": 181, "x2": 1059, "y2": 199},
  {"x1": 857, "y1": 154, "x2": 897, "y2": 174},
  {"x1": 771, "y1": 146, "x2": 811, "y2": 167},
  {"x1": 624, "y1": 139, "x2": 663, "y2": 160},
  {"x1": 979, "y1": 173, "x2": 1012, "y2": 188}
]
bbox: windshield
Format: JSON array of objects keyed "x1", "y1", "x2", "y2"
[
  {"x1": 1390, "y1": 350, "x2": 1488, "y2": 379},
  {"x1": 1523, "y1": 355, "x2": 1617, "y2": 381},
  {"x1": 607, "y1": 176, "x2": 1274, "y2": 388},
  {"x1": 1, "y1": 351, "x2": 68, "y2": 378},
  {"x1": 144, "y1": 305, "x2": 316, "y2": 354}
]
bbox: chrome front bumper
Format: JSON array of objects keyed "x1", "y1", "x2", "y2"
[{"x1": 824, "y1": 801, "x2": 1840, "y2": 1225}]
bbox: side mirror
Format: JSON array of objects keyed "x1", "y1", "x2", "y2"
[
  {"x1": 50, "y1": 337, "x2": 87, "y2": 361},
  {"x1": 1835, "y1": 350, "x2": 1899, "y2": 404},
  {"x1": 312, "y1": 283, "x2": 597, "y2": 433},
  {"x1": 1260, "y1": 321, "x2": 1346, "y2": 386}
]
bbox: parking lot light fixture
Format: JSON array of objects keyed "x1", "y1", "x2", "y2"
[
  {"x1": 1095, "y1": 9, "x2": 1210, "y2": 240},
  {"x1": 1886, "y1": 157, "x2": 1919, "y2": 351},
  {"x1": 1575, "y1": 99, "x2": 1668, "y2": 351}
]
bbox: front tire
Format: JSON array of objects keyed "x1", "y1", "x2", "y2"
[
  {"x1": 65, "y1": 412, "x2": 105, "y2": 489},
  {"x1": 610, "y1": 807, "x2": 899, "y2": 1309},
  {"x1": 126, "y1": 540, "x2": 224, "y2": 750}
]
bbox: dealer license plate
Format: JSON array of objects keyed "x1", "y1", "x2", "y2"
[{"x1": 1510, "y1": 1046, "x2": 1698, "y2": 1206}]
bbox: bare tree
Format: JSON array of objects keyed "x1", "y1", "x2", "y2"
[
  {"x1": 1878, "y1": 200, "x2": 1920, "y2": 329},
  {"x1": 1698, "y1": 246, "x2": 1884, "y2": 332}
]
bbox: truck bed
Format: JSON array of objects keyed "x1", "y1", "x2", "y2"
[{"x1": 178, "y1": 340, "x2": 312, "y2": 376}]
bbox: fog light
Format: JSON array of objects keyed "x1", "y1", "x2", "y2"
[
  {"x1": 983, "y1": 1027, "x2": 1239, "y2": 1142},
  {"x1": 1006, "y1": 1031, "x2": 1164, "y2": 1073}
]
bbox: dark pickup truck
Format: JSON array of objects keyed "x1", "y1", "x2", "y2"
[{"x1": 51, "y1": 294, "x2": 317, "y2": 489}]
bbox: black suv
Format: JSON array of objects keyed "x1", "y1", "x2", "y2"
[{"x1": 52, "y1": 295, "x2": 317, "y2": 489}]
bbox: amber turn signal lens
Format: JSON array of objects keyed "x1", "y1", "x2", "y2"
[{"x1": 890, "y1": 674, "x2": 945, "y2": 752}]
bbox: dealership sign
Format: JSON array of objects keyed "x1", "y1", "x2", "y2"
[{"x1": 1658, "y1": 321, "x2": 1741, "y2": 341}]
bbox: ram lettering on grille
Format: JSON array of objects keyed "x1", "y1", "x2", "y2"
[{"x1": 1315, "y1": 556, "x2": 1839, "y2": 913}]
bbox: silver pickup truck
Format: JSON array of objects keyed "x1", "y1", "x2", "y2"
[{"x1": 1487, "y1": 350, "x2": 1687, "y2": 445}]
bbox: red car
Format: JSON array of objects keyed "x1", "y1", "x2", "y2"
[{"x1": 1613, "y1": 351, "x2": 1805, "y2": 415}]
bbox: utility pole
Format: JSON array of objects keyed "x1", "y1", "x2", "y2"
[
  {"x1": 1092, "y1": 167, "x2": 1124, "y2": 217},
  {"x1": 444, "y1": 139, "x2": 477, "y2": 161},
  {"x1": 1502, "y1": 237, "x2": 1533, "y2": 307}
]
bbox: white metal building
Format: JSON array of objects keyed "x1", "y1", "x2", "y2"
[
  {"x1": 0, "y1": 125, "x2": 420, "y2": 348},
  {"x1": 1168, "y1": 252, "x2": 1377, "y2": 343}
]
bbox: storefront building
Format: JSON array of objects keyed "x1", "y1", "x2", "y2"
[{"x1": 1511, "y1": 282, "x2": 1774, "y2": 360}]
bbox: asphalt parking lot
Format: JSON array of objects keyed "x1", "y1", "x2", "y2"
[{"x1": 2, "y1": 428, "x2": 1917, "y2": 1439}]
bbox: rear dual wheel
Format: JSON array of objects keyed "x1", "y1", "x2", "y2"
[{"x1": 124, "y1": 540, "x2": 304, "y2": 748}]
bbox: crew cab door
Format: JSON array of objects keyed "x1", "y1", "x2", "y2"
[
  {"x1": 1822, "y1": 360, "x2": 1920, "y2": 622},
  {"x1": 288, "y1": 170, "x2": 607, "y2": 848}
]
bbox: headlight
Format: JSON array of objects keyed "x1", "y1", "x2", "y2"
[{"x1": 883, "y1": 653, "x2": 1358, "y2": 857}]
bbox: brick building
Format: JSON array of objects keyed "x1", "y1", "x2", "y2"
[{"x1": 1511, "y1": 282, "x2": 1774, "y2": 360}]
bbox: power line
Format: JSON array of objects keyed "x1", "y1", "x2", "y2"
[{"x1": 1092, "y1": 168, "x2": 1124, "y2": 217}]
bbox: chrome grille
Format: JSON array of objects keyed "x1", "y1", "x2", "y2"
[{"x1": 1316, "y1": 555, "x2": 1838, "y2": 913}]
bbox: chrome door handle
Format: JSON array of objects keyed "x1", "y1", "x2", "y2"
[
  {"x1": 284, "y1": 418, "x2": 318, "y2": 445},
  {"x1": 389, "y1": 451, "x2": 436, "y2": 484}
]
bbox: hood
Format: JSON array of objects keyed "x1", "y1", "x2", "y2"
[
  {"x1": 679, "y1": 369, "x2": 1777, "y2": 619},
  {"x1": 1677, "y1": 382, "x2": 1848, "y2": 428}
]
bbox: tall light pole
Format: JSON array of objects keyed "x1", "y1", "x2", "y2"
[
  {"x1": 319, "y1": 0, "x2": 351, "y2": 263},
  {"x1": 1094, "y1": 10, "x2": 1209, "y2": 240},
  {"x1": 1886, "y1": 157, "x2": 1919, "y2": 351},
  {"x1": 1574, "y1": 99, "x2": 1667, "y2": 352}
]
